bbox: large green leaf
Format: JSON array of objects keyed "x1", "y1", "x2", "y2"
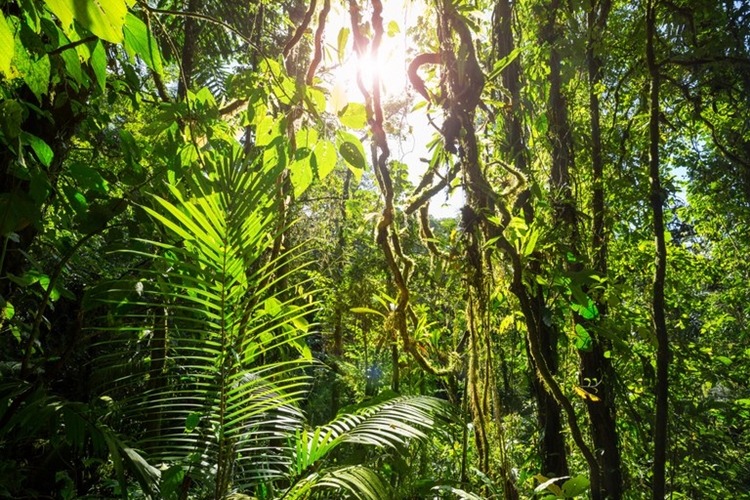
[
  {"x1": 0, "y1": 11, "x2": 14, "y2": 78},
  {"x1": 337, "y1": 131, "x2": 366, "y2": 181},
  {"x1": 123, "y1": 12, "x2": 163, "y2": 75},
  {"x1": 313, "y1": 139, "x2": 337, "y2": 180},
  {"x1": 21, "y1": 132, "x2": 54, "y2": 167},
  {"x1": 290, "y1": 156, "x2": 314, "y2": 198},
  {"x1": 338, "y1": 103, "x2": 368, "y2": 130},
  {"x1": 13, "y1": 46, "x2": 50, "y2": 102},
  {"x1": 90, "y1": 39, "x2": 107, "y2": 91},
  {"x1": 44, "y1": 0, "x2": 131, "y2": 44}
]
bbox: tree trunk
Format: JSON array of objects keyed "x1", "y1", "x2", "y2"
[
  {"x1": 646, "y1": 0, "x2": 670, "y2": 498},
  {"x1": 528, "y1": 301, "x2": 569, "y2": 478},
  {"x1": 177, "y1": 0, "x2": 203, "y2": 99},
  {"x1": 331, "y1": 170, "x2": 352, "y2": 417},
  {"x1": 539, "y1": 0, "x2": 575, "y2": 479},
  {"x1": 581, "y1": 1, "x2": 623, "y2": 498}
]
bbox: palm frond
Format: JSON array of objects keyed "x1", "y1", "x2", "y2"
[
  {"x1": 280, "y1": 395, "x2": 456, "y2": 499},
  {"x1": 430, "y1": 485, "x2": 486, "y2": 500},
  {"x1": 313, "y1": 465, "x2": 393, "y2": 500},
  {"x1": 88, "y1": 146, "x2": 316, "y2": 497}
]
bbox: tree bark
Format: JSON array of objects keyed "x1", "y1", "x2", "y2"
[
  {"x1": 539, "y1": 0, "x2": 575, "y2": 480},
  {"x1": 331, "y1": 170, "x2": 351, "y2": 417},
  {"x1": 177, "y1": 0, "x2": 203, "y2": 99},
  {"x1": 583, "y1": 1, "x2": 623, "y2": 497},
  {"x1": 646, "y1": 0, "x2": 670, "y2": 498}
]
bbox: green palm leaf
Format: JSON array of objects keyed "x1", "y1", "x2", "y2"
[
  {"x1": 281, "y1": 395, "x2": 455, "y2": 499},
  {"x1": 89, "y1": 147, "x2": 315, "y2": 498}
]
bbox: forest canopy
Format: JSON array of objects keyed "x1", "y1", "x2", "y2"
[{"x1": 1, "y1": 0, "x2": 749, "y2": 498}]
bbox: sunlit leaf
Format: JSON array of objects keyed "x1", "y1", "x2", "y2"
[
  {"x1": 387, "y1": 20, "x2": 400, "y2": 37},
  {"x1": 337, "y1": 131, "x2": 367, "y2": 180},
  {"x1": 487, "y1": 47, "x2": 521, "y2": 80},
  {"x1": 256, "y1": 115, "x2": 282, "y2": 147},
  {"x1": 337, "y1": 27, "x2": 349, "y2": 64},
  {"x1": 561, "y1": 475, "x2": 590, "y2": 497},
  {"x1": 573, "y1": 385, "x2": 600, "y2": 402},
  {"x1": 523, "y1": 228, "x2": 539, "y2": 256},
  {"x1": 338, "y1": 103, "x2": 368, "y2": 130},
  {"x1": 570, "y1": 299, "x2": 599, "y2": 320},
  {"x1": 306, "y1": 86, "x2": 326, "y2": 115},
  {"x1": 0, "y1": 12, "x2": 15, "y2": 78},
  {"x1": 14, "y1": 47, "x2": 50, "y2": 102},
  {"x1": 43, "y1": 0, "x2": 131, "y2": 44},
  {"x1": 1, "y1": 300, "x2": 14, "y2": 321},
  {"x1": 574, "y1": 323, "x2": 593, "y2": 351},
  {"x1": 313, "y1": 140, "x2": 337, "y2": 180},
  {"x1": 123, "y1": 12, "x2": 163, "y2": 75},
  {"x1": 290, "y1": 156, "x2": 314, "y2": 198},
  {"x1": 295, "y1": 127, "x2": 318, "y2": 149},
  {"x1": 350, "y1": 307, "x2": 386, "y2": 318},
  {"x1": 21, "y1": 132, "x2": 53, "y2": 167},
  {"x1": 90, "y1": 40, "x2": 107, "y2": 91},
  {"x1": 534, "y1": 475, "x2": 565, "y2": 496}
]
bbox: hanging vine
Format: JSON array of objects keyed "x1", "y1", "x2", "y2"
[{"x1": 349, "y1": 0, "x2": 457, "y2": 378}]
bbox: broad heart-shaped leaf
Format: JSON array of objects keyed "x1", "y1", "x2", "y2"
[
  {"x1": 43, "y1": 0, "x2": 131, "y2": 44},
  {"x1": 295, "y1": 127, "x2": 318, "y2": 150},
  {"x1": 338, "y1": 102, "x2": 368, "y2": 130},
  {"x1": 313, "y1": 139, "x2": 337, "y2": 180},
  {"x1": 13, "y1": 46, "x2": 50, "y2": 102},
  {"x1": 290, "y1": 155, "x2": 314, "y2": 198},
  {"x1": 570, "y1": 298, "x2": 599, "y2": 320},
  {"x1": 0, "y1": 11, "x2": 14, "y2": 78},
  {"x1": 337, "y1": 130, "x2": 366, "y2": 181},
  {"x1": 561, "y1": 475, "x2": 590, "y2": 497},
  {"x1": 123, "y1": 12, "x2": 163, "y2": 75},
  {"x1": 21, "y1": 132, "x2": 54, "y2": 167}
]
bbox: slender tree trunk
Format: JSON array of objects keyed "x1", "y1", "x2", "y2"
[
  {"x1": 582, "y1": 1, "x2": 623, "y2": 498},
  {"x1": 646, "y1": 0, "x2": 670, "y2": 498},
  {"x1": 331, "y1": 170, "x2": 351, "y2": 417},
  {"x1": 491, "y1": 0, "x2": 569, "y2": 480},
  {"x1": 527, "y1": 297, "x2": 569, "y2": 478},
  {"x1": 492, "y1": 0, "x2": 527, "y2": 177},
  {"x1": 539, "y1": 0, "x2": 574, "y2": 480},
  {"x1": 177, "y1": 0, "x2": 203, "y2": 99}
]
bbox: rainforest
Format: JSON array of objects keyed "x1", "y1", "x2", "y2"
[{"x1": 0, "y1": 0, "x2": 749, "y2": 498}]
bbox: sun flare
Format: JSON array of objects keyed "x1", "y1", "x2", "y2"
[{"x1": 326, "y1": 3, "x2": 415, "y2": 107}]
